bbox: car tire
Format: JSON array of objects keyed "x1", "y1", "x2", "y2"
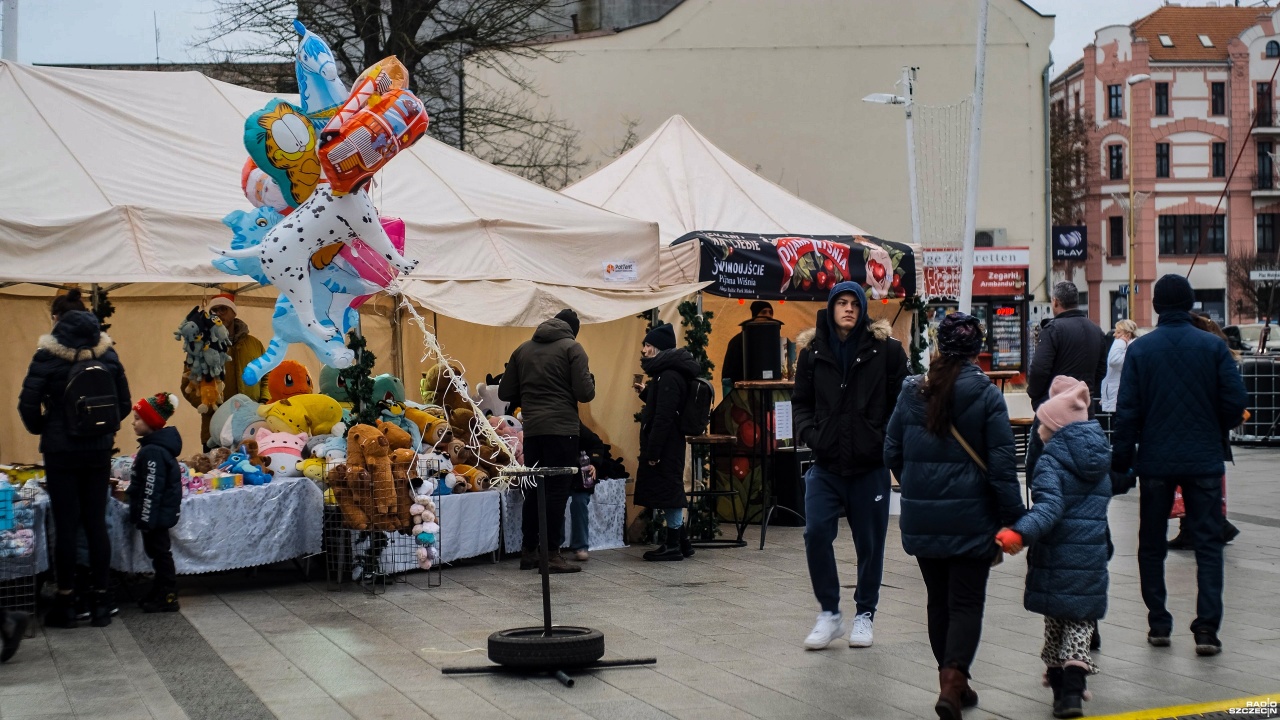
[{"x1": 487, "y1": 626, "x2": 605, "y2": 668}]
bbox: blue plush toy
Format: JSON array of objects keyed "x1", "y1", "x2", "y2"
[{"x1": 218, "y1": 446, "x2": 273, "y2": 486}]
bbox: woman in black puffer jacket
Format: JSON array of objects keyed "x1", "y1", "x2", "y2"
[
  {"x1": 17, "y1": 290, "x2": 131, "y2": 628},
  {"x1": 884, "y1": 312, "x2": 1026, "y2": 720}
]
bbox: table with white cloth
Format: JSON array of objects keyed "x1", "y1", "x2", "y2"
[
  {"x1": 501, "y1": 477, "x2": 628, "y2": 554},
  {"x1": 0, "y1": 490, "x2": 49, "y2": 582},
  {"x1": 341, "y1": 490, "x2": 502, "y2": 577},
  {"x1": 107, "y1": 477, "x2": 323, "y2": 575}
]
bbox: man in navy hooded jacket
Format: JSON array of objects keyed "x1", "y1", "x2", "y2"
[
  {"x1": 793, "y1": 282, "x2": 908, "y2": 650},
  {"x1": 1112, "y1": 274, "x2": 1248, "y2": 656}
]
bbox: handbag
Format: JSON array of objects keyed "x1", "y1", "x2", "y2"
[{"x1": 950, "y1": 424, "x2": 1002, "y2": 566}]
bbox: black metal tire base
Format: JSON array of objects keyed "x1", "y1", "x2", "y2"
[
  {"x1": 441, "y1": 468, "x2": 655, "y2": 687},
  {"x1": 487, "y1": 626, "x2": 604, "y2": 668}
]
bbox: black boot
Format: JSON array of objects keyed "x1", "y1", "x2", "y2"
[
  {"x1": 1089, "y1": 620, "x2": 1101, "y2": 651},
  {"x1": 1054, "y1": 665, "x2": 1086, "y2": 718},
  {"x1": 44, "y1": 592, "x2": 77, "y2": 629},
  {"x1": 679, "y1": 525, "x2": 695, "y2": 558},
  {"x1": 1223, "y1": 520, "x2": 1240, "y2": 545},
  {"x1": 1046, "y1": 667, "x2": 1064, "y2": 704},
  {"x1": 1168, "y1": 528, "x2": 1191, "y2": 550},
  {"x1": 642, "y1": 528, "x2": 684, "y2": 561},
  {"x1": 89, "y1": 590, "x2": 113, "y2": 628},
  {"x1": 139, "y1": 587, "x2": 180, "y2": 614}
]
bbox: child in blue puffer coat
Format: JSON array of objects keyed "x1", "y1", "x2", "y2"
[{"x1": 997, "y1": 377, "x2": 1111, "y2": 719}]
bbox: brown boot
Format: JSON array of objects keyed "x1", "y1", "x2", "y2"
[
  {"x1": 960, "y1": 677, "x2": 979, "y2": 709},
  {"x1": 935, "y1": 668, "x2": 967, "y2": 720},
  {"x1": 546, "y1": 552, "x2": 582, "y2": 574}
]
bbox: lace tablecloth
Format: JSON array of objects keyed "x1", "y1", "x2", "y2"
[
  {"x1": 108, "y1": 477, "x2": 323, "y2": 575},
  {"x1": 0, "y1": 491, "x2": 48, "y2": 581},
  {"x1": 502, "y1": 477, "x2": 627, "y2": 554}
]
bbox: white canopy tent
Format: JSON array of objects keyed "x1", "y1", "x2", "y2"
[{"x1": 0, "y1": 60, "x2": 697, "y2": 324}]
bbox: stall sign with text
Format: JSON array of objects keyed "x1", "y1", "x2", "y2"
[{"x1": 677, "y1": 231, "x2": 916, "y2": 301}]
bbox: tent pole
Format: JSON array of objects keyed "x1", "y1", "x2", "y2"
[
  {"x1": 959, "y1": 0, "x2": 988, "y2": 315},
  {"x1": 391, "y1": 302, "x2": 405, "y2": 380}
]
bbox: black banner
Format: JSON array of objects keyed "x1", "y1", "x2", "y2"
[
  {"x1": 674, "y1": 231, "x2": 917, "y2": 301},
  {"x1": 1052, "y1": 225, "x2": 1087, "y2": 262}
]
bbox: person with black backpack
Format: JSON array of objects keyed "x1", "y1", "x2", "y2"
[
  {"x1": 18, "y1": 290, "x2": 131, "y2": 628},
  {"x1": 634, "y1": 323, "x2": 705, "y2": 562}
]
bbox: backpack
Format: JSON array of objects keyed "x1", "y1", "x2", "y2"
[
  {"x1": 62, "y1": 352, "x2": 121, "y2": 437},
  {"x1": 680, "y1": 377, "x2": 716, "y2": 437}
]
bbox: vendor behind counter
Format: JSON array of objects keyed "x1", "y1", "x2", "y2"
[{"x1": 721, "y1": 301, "x2": 791, "y2": 393}]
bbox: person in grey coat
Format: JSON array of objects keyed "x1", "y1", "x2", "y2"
[{"x1": 998, "y1": 377, "x2": 1112, "y2": 719}]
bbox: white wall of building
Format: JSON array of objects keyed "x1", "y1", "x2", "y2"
[{"x1": 477, "y1": 0, "x2": 1054, "y2": 299}]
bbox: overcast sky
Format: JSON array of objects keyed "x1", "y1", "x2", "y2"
[{"x1": 0, "y1": 0, "x2": 1208, "y2": 74}]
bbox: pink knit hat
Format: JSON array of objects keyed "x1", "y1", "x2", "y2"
[{"x1": 1036, "y1": 377, "x2": 1090, "y2": 433}]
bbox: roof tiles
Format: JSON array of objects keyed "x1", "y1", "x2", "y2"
[{"x1": 1132, "y1": 6, "x2": 1264, "y2": 62}]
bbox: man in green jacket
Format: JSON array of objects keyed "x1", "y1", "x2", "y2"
[{"x1": 499, "y1": 309, "x2": 595, "y2": 574}]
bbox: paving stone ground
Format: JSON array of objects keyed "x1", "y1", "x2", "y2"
[{"x1": 4, "y1": 446, "x2": 1279, "y2": 720}]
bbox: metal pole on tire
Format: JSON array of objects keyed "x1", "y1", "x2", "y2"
[{"x1": 536, "y1": 474, "x2": 553, "y2": 636}]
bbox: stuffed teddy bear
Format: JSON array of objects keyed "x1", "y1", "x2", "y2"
[
  {"x1": 390, "y1": 448, "x2": 419, "y2": 532},
  {"x1": 254, "y1": 428, "x2": 309, "y2": 477},
  {"x1": 259, "y1": 394, "x2": 346, "y2": 436},
  {"x1": 346, "y1": 424, "x2": 397, "y2": 529},
  {"x1": 450, "y1": 407, "x2": 513, "y2": 476},
  {"x1": 328, "y1": 464, "x2": 370, "y2": 530},
  {"x1": 267, "y1": 360, "x2": 314, "y2": 401},
  {"x1": 422, "y1": 359, "x2": 469, "y2": 410},
  {"x1": 185, "y1": 453, "x2": 215, "y2": 475},
  {"x1": 376, "y1": 419, "x2": 414, "y2": 452}
]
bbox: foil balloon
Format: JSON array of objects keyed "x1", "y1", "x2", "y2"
[
  {"x1": 293, "y1": 20, "x2": 348, "y2": 131},
  {"x1": 321, "y1": 57, "x2": 410, "y2": 137},
  {"x1": 342, "y1": 217, "x2": 405, "y2": 293},
  {"x1": 244, "y1": 99, "x2": 321, "y2": 208},
  {"x1": 211, "y1": 186, "x2": 416, "y2": 340},
  {"x1": 319, "y1": 90, "x2": 429, "y2": 196},
  {"x1": 241, "y1": 158, "x2": 290, "y2": 213}
]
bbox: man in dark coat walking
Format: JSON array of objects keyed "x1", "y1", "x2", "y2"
[
  {"x1": 634, "y1": 323, "x2": 701, "y2": 561},
  {"x1": 794, "y1": 281, "x2": 908, "y2": 650},
  {"x1": 499, "y1": 308, "x2": 595, "y2": 574},
  {"x1": 1025, "y1": 281, "x2": 1109, "y2": 479},
  {"x1": 1112, "y1": 275, "x2": 1248, "y2": 656}
]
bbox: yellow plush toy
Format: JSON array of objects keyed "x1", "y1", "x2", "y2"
[
  {"x1": 297, "y1": 457, "x2": 326, "y2": 482},
  {"x1": 259, "y1": 394, "x2": 346, "y2": 436}
]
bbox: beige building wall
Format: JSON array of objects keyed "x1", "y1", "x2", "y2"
[{"x1": 480, "y1": 0, "x2": 1055, "y2": 298}]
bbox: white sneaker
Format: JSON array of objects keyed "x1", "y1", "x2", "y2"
[
  {"x1": 848, "y1": 612, "x2": 874, "y2": 648},
  {"x1": 804, "y1": 611, "x2": 844, "y2": 650}
]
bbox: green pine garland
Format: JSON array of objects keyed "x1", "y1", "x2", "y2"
[
  {"x1": 677, "y1": 300, "x2": 715, "y2": 379},
  {"x1": 91, "y1": 287, "x2": 115, "y2": 333},
  {"x1": 339, "y1": 331, "x2": 379, "y2": 427},
  {"x1": 901, "y1": 294, "x2": 930, "y2": 374}
]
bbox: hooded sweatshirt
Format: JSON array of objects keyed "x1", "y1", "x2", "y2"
[
  {"x1": 826, "y1": 281, "x2": 868, "y2": 370},
  {"x1": 128, "y1": 425, "x2": 185, "y2": 530},
  {"x1": 498, "y1": 318, "x2": 596, "y2": 437}
]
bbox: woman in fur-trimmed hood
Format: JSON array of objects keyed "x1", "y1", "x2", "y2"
[{"x1": 18, "y1": 289, "x2": 132, "y2": 628}]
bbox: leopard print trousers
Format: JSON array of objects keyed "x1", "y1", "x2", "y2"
[{"x1": 1041, "y1": 617, "x2": 1099, "y2": 674}]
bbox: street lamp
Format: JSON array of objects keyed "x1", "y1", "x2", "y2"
[
  {"x1": 863, "y1": 67, "x2": 922, "y2": 256},
  {"x1": 1126, "y1": 73, "x2": 1151, "y2": 318}
]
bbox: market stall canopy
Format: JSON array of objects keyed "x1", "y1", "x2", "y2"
[
  {"x1": 562, "y1": 115, "x2": 917, "y2": 289},
  {"x1": 0, "y1": 61, "x2": 682, "y2": 324}
]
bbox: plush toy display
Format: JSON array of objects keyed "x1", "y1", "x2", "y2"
[
  {"x1": 208, "y1": 394, "x2": 266, "y2": 449},
  {"x1": 452, "y1": 464, "x2": 491, "y2": 493},
  {"x1": 328, "y1": 464, "x2": 369, "y2": 530},
  {"x1": 319, "y1": 365, "x2": 353, "y2": 404},
  {"x1": 346, "y1": 424, "x2": 397, "y2": 530},
  {"x1": 260, "y1": 394, "x2": 346, "y2": 436},
  {"x1": 410, "y1": 490, "x2": 440, "y2": 570},
  {"x1": 472, "y1": 377, "x2": 508, "y2": 417},
  {"x1": 254, "y1": 428, "x2": 309, "y2": 477},
  {"x1": 489, "y1": 415, "x2": 524, "y2": 466},
  {"x1": 297, "y1": 457, "x2": 327, "y2": 482},
  {"x1": 376, "y1": 419, "x2": 414, "y2": 453},
  {"x1": 218, "y1": 446, "x2": 272, "y2": 485},
  {"x1": 312, "y1": 435, "x2": 347, "y2": 464},
  {"x1": 422, "y1": 359, "x2": 468, "y2": 409},
  {"x1": 421, "y1": 415, "x2": 451, "y2": 451},
  {"x1": 175, "y1": 306, "x2": 232, "y2": 413},
  {"x1": 267, "y1": 360, "x2": 314, "y2": 400},
  {"x1": 449, "y1": 407, "x2": 513, "y2": 477},
  {"x1": 390, "y1": 448, "x2": 418, "y2": 532}
]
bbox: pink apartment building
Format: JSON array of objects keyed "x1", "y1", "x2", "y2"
[{"x1": 1052, "y1": 5, "x2": 1280, "y2": 330}]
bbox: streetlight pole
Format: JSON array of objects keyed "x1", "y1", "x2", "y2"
[
  {"x1": 863, "y1": 71, "x2": 920, "y2": 250},
  {"x1": 1126, "y1": 74, "x2": 1150, "y2": 319}
]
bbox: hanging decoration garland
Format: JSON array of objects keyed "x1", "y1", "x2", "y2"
[{"x1": 900, "y1": 294, "x2": 930, "y2": 375}]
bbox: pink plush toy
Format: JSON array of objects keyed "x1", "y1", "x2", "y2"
[
  {"x1": 254, "y1": 428, "x2": 309, "y2": 477},
  {"x1": 489, "y1": 415, "x2": 524, "y2": 465}
]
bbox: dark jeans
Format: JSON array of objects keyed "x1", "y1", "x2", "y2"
[
  {"x1": 569, "y1": 492, "x2": 591, "y2": 550},
  {"x1": 141, "y1": 527, "x2": 176, "y2": 594},
  {"x1": 43, "y1": 451, "x2": 112, "y2": 593},
  {"x1": 917, "y1": 556, "x2": 992, "y2": 675},
  {"x1": 803, "y1": 464, "x2": 891, "y2": 617},
  {"x1": 1138, "y1": 475, "x2": 1225, "y2": 634},
  {"x1": 521, "y1": 435, "x2": 579, "y2": 552}
]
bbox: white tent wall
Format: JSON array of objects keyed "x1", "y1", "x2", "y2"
[{"x1": 0, "y1": 290, "x2": 395, "y2": 465}]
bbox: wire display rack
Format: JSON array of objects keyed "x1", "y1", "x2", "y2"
[
  {"x1": 1234, "y1": 356, "x2": 1280, "y2": 443},
  {"x1": 322, "y1": 456, "x2": 441, "y2": 594},
  {"x1": 0, "y1": 482, "x2": 47, "y2": 623}
]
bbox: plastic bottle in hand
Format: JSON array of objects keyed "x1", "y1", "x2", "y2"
[{"x1": 579, "y1": 451, "x2": 596, "y2": 490}]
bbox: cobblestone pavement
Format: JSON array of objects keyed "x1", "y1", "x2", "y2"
[{"x1": 3, "y1": 447, "x2": 1279, "y2": 720}]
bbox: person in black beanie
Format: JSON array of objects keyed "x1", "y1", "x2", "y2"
[
  {"x1": 499, "y1": 308, "x2": 595, "y2": 573},
  {"x1": 634, "y1": 323, "x2": 700, "y2": 561},
  {"x1": 1112, "y1": 274, "x2": 1248, "y2": 657}
]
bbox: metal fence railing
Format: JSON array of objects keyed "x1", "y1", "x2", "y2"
[{"x1": 1234, "y1": 356, "x2": 1280, "y2": 443}]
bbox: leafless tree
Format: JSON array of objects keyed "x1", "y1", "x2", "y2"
[
  {"x1": 199, "y1": 0, "x2": 587, "y2": 187},
  {"x1": 1226, "y1": 251, "x2": 1280, "y2": 320},
  {"x1": 1050, "y1": 104, "x2": 1093, "y2": 225}
]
